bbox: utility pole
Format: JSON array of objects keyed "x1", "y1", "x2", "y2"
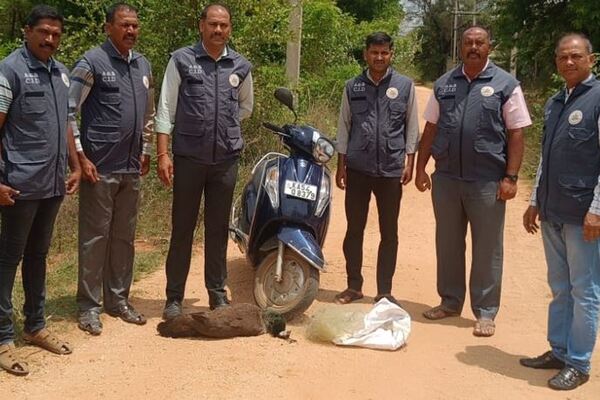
[
  {"x1": 450, "y1": 1, "x2": 481, "y2": 67},
  {"x1": 286, "y1": 0, "x2": 302, "y2": 87}
]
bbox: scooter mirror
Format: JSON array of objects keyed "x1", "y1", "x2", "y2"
[{"x1": 274, "y1": 88, "x2": 295, "y2": 112}]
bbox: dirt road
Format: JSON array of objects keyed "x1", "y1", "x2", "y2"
[{"x1": 2, "y1": 87, "x2": 598, "y2": 399}]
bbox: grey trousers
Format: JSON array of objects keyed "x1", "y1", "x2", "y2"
[
  {"x1": 431, "y1": 173, "x2": 506, "y2": 320},
  {"x1": 77, "y1": 174, "x2": 141, "y2": 314}
]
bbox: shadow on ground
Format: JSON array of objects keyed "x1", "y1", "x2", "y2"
[{"x1": 456, "y1": 345, "x2": 551, "y2": 388}]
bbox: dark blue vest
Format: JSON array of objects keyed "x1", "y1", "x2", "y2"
[
  {"x1": 79, "y1": 41, "x2": 152, "y2": 174},
  {"x1": 537, "y1": 78, "x2": 600, "y2": 225},
  {"x1": 171, "y1": 43, "x2": 252, "y2": 164},
  {"x1": 431, "y1": 62, "x2": 519, "y2": 181},
  {"x1": 0, "y1": 46, "x2": 69, "y2": 199},
  {"x1": 346, "y1": 69, "x2": 414, "y2": 177}
]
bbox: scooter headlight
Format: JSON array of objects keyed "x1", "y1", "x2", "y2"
[
  {"x1": 263, "y1": 164, "x2": 280, "y2": 209},
  {"x1": 312, "y1": 134, "x2": 335, "y2": 164},
  {"x1": 315, "y1": 170, "x2": 331, "y2": 217}
]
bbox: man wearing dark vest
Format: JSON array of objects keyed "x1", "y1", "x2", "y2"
[
  {"x1": 0, "y1": 5, "x2": 80, "y2": 376},
  {"x1": 69, "y1": 3, "x2": 154, "y2": 335},
  {"x1": 334, "y1": 32, "x2": 419, "y2": 306},
  {"x1": 520, "y1": 33, "x2": 600, "y2": 391},
  {"x1": 155, "y1": 3, "x2": 253, "y2": 319},
  {"x1": 415, "y1": 26, "x2": 532, "y2": 337}
]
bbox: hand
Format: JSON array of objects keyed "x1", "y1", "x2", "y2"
[
  {"x1": 415, "y1": 169, "x2": 431, "y2": 192},
  {"x1": 583, "y1": 212, "x2": 600, "y2": 242},
  {"x1": 401, "y1": 166, "x2": 413, "y2": 185},
  {"x1": 335, "y1": 167, "x2": 346, "y2": 190},
  {"x1": 0, "y1": 183, "x2": 19, "y2": 206},
  {"x1": 79, "y1": 153, "x2": 99, "y2": 183},
  {"x1": 65, "y1": 169, "x2": 81, "y2": 195},
  {"x1": 523, "y1": 205, "x2": 539, "y2": 234},
  {"x1": 157, "y1": 154, "x2": 173, "y2": 187},
  {"x1": 140, "y1": 154, "x2": 150, "y2": 176},
  {"x1": 497, "y1": 178, "x2": 517, "y2": 201}
]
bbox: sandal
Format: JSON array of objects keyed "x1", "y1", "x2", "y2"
[
  {"x1": 374, "y1": 294, "x2": 402, "y2": 307},
  {"x1": 23, "y1": 328, "x2": 73, "y2": 355},
  {"x1": 107, "y1": 303, "x2": 147, "y2": 325},
  {"x1": 78, "y1": 310, "x2": 103, "y2": 336},
  {"x1": 334, "y1": 288, "x2": 364, "y2": 305},
  {"x1": 473, "y1": 318, "x2": 496, "y2": 337},
  {"x1": 422, "y1": 304, "x2": 460, "y2": 320},
  {"x1": 0, "y1": 343, "x2": 29, "y2": 376}
]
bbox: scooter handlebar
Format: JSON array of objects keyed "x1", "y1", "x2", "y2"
[{"x1": 262, "y1": 122, "x2": 286, "y2": 135}]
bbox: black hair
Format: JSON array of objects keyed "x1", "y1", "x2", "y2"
[
  {"x1": 365, "y1": 31, "x2": 393, "y2": 49},
  {"x1": 555, "y1": 33, "x2": 593, "y2": 55},
  {"x1": 199, "y1": 3, "x2": 232, "y2": 22},
  {"x1": 25, "y1": 4, "x2": 64, "y2": 29},
  {"x1": 106, "y1": 3, "x2": 138, "y2": 23},
  {"x1": 461, "y1": 25, "x2": 493, "y2": 43}
]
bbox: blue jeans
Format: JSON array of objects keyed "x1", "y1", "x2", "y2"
[
  {"x1": 541, "y1": 221, "x2": 600, "y2": 374},
  {"x1": 0, "y1": 197, "x2": 63, "y2": 345}
]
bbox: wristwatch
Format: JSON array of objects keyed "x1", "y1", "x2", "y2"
[{"x1": 503, "y1": 174, "x2": 518, "y2": 182}]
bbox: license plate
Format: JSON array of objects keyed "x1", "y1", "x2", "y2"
[{"x1": 284, "y1": 180, "x2": 317, "y2": 201}]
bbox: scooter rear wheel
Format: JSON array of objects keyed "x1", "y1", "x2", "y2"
[{"x1": 254, "y1": 249, "x2": 319, "y2": 321}]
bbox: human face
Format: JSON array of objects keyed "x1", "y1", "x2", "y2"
[
  {"x1": 555, "y1": 37, "x2": 595, "y2": 88},
  {"x1": 460, "y1": 28, "x2": 491, "y2": 68},
  {"x1": 363, "y1": 43, "x2": 393, "y2": 76},
  {"x1": 199, "y1": 6, "x2": 231, "y2": 50},
  {"x1": 105, "y1": 9, "x2": 139, "y2": 55},
  {"x1": 24, "y1": 18, "x2": 63, "y2": 62}
]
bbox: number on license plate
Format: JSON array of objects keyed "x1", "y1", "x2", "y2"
[{"x1": 284, "y1": 180, "x2": 317, "y2": 201}]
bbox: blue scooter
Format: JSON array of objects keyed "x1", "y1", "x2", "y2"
[{"x1": 230, "y1": 88, "x2": 335, "y2": 319}]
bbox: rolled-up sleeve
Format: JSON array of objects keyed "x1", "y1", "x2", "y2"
[
  {"x1": 502, "y1": 85, "x2": 532, "y2": 130},
  {"x1": 68, "y1": 58, "x2": 95, "y2": 152},
  {"x1": 336, "y1": 87, "x2": 351, "y2": 154},
  {"x1": 155, "y1": 58, "x2": 180, "y2": 135}
]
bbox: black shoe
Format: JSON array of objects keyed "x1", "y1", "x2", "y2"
[
  {"x1": 78, "y1": 310, "x2": 103, "y2": 336},
  {"x1": 162, "y1": 300, "x2": 182, "y2": 320},
  {"x1": 519, "y1": 350, "x2": 565, "y2": 369},
  {"x1": 209, "y1": 297, "x2": 231, "y2": 311},
  {"x1": 107, "y1": 303, "x2": 147, "y2": 325},
  {"x1": 548, "y1": 366, "x2": 589, "y2": 390}
]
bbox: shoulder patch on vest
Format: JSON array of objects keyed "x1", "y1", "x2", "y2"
[
  {"x1": 142, "y1": 75, "x2": 149, "y2": 89},
  {"x1": 229, "y1": 73, "x2": 240, "y2": 88},
  {"x1": 386, "y1": 87, "x2": 398, "y2": 99},
  {"x1": 480, "y1": 86, "x2": 494, "y2": 97},
  {"x1": 61, "y1": 72, "x2": 70, "y2": 88},
  {"x1": 568, "y1": 110, "x2": 583, "y2": 125}
]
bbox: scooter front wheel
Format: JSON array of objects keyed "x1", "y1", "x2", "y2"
[{"x1": 254, "y1": 249, "x2": 319, "y2": 320}]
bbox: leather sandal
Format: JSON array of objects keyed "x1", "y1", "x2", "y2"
[
  {"x1": 23, "y1": 328, "x2": 73, "y2": 355},
  {"x1": 422, "y1": 305, "x2": 460, "y2": 320},
  {"x1": 0, "y1": 343, "x2": 29, "y2": 376},
  {"x1": 107, "y1": 303, "x2": 147, "y2": 325},
  {"x1": 334, "y1": 288, "x2": 364, "y2": 305}
]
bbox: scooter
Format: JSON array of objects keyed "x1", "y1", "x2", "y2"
[{"x1": 230, "y1": 88, "x2": 335, "y2": 319}]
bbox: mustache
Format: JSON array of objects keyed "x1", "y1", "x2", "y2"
[{"x1": 40, "y1": 43, "x2": 55, "y2": 50}]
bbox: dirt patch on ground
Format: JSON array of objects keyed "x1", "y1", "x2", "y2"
[{"x1": 1, "y1": 86, "x2": 598, "y2": 399}]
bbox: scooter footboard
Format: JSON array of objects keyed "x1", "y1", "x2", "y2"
[{"x1": 277, "y1": 227, "x2": 325, "y2": 271}]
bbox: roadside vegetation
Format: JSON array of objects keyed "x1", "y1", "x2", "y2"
[{"x1": 0, "y1": 0, "x2": 598, "y2": 332}]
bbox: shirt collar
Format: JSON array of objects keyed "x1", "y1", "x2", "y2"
[
  {"x1": 461, "y1": 59, "x2": 490, "y2": 82},
  {"x1": 107, "y1": 39, "x2": 133, "y2": 62},
  {"x1": 22, "y1": 43, "x2": 55, "y2": 71},
  {"x1": 366, "y1": 67, "x2": 391, "y2": 85},
  {"x1": 201, "y1": 41, "x2": 228, "y2": 61}
]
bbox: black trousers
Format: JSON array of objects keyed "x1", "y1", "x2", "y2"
[
  {"x1": 342, "y1": 169, "x2": 402, "y2": 295},
  {"x1": 0, "y1": 196, "x2": 63, "y2": 344},
  {"x1": 165, "y1": 156, "x2": 238, "y2": 304}
]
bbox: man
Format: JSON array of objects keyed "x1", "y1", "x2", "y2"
[
  {"x1": 69, "y1": 3, "x2": 154, "y2": 335},
  {"x1": 155, "y1": 3, "x2": 253, "y2": 319},
  {"x1": 334, "y1": 32, "x2": 419, "y2": 306},
  {"x1": 520, "y1": 33, "x2": 600, "y2": 391},
  {"x1": 0, "y1": 5, "x2": 80, "y2": 376},
  {"x1": 415, "y1": 26, "x2": 531, "y2": 337}
]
